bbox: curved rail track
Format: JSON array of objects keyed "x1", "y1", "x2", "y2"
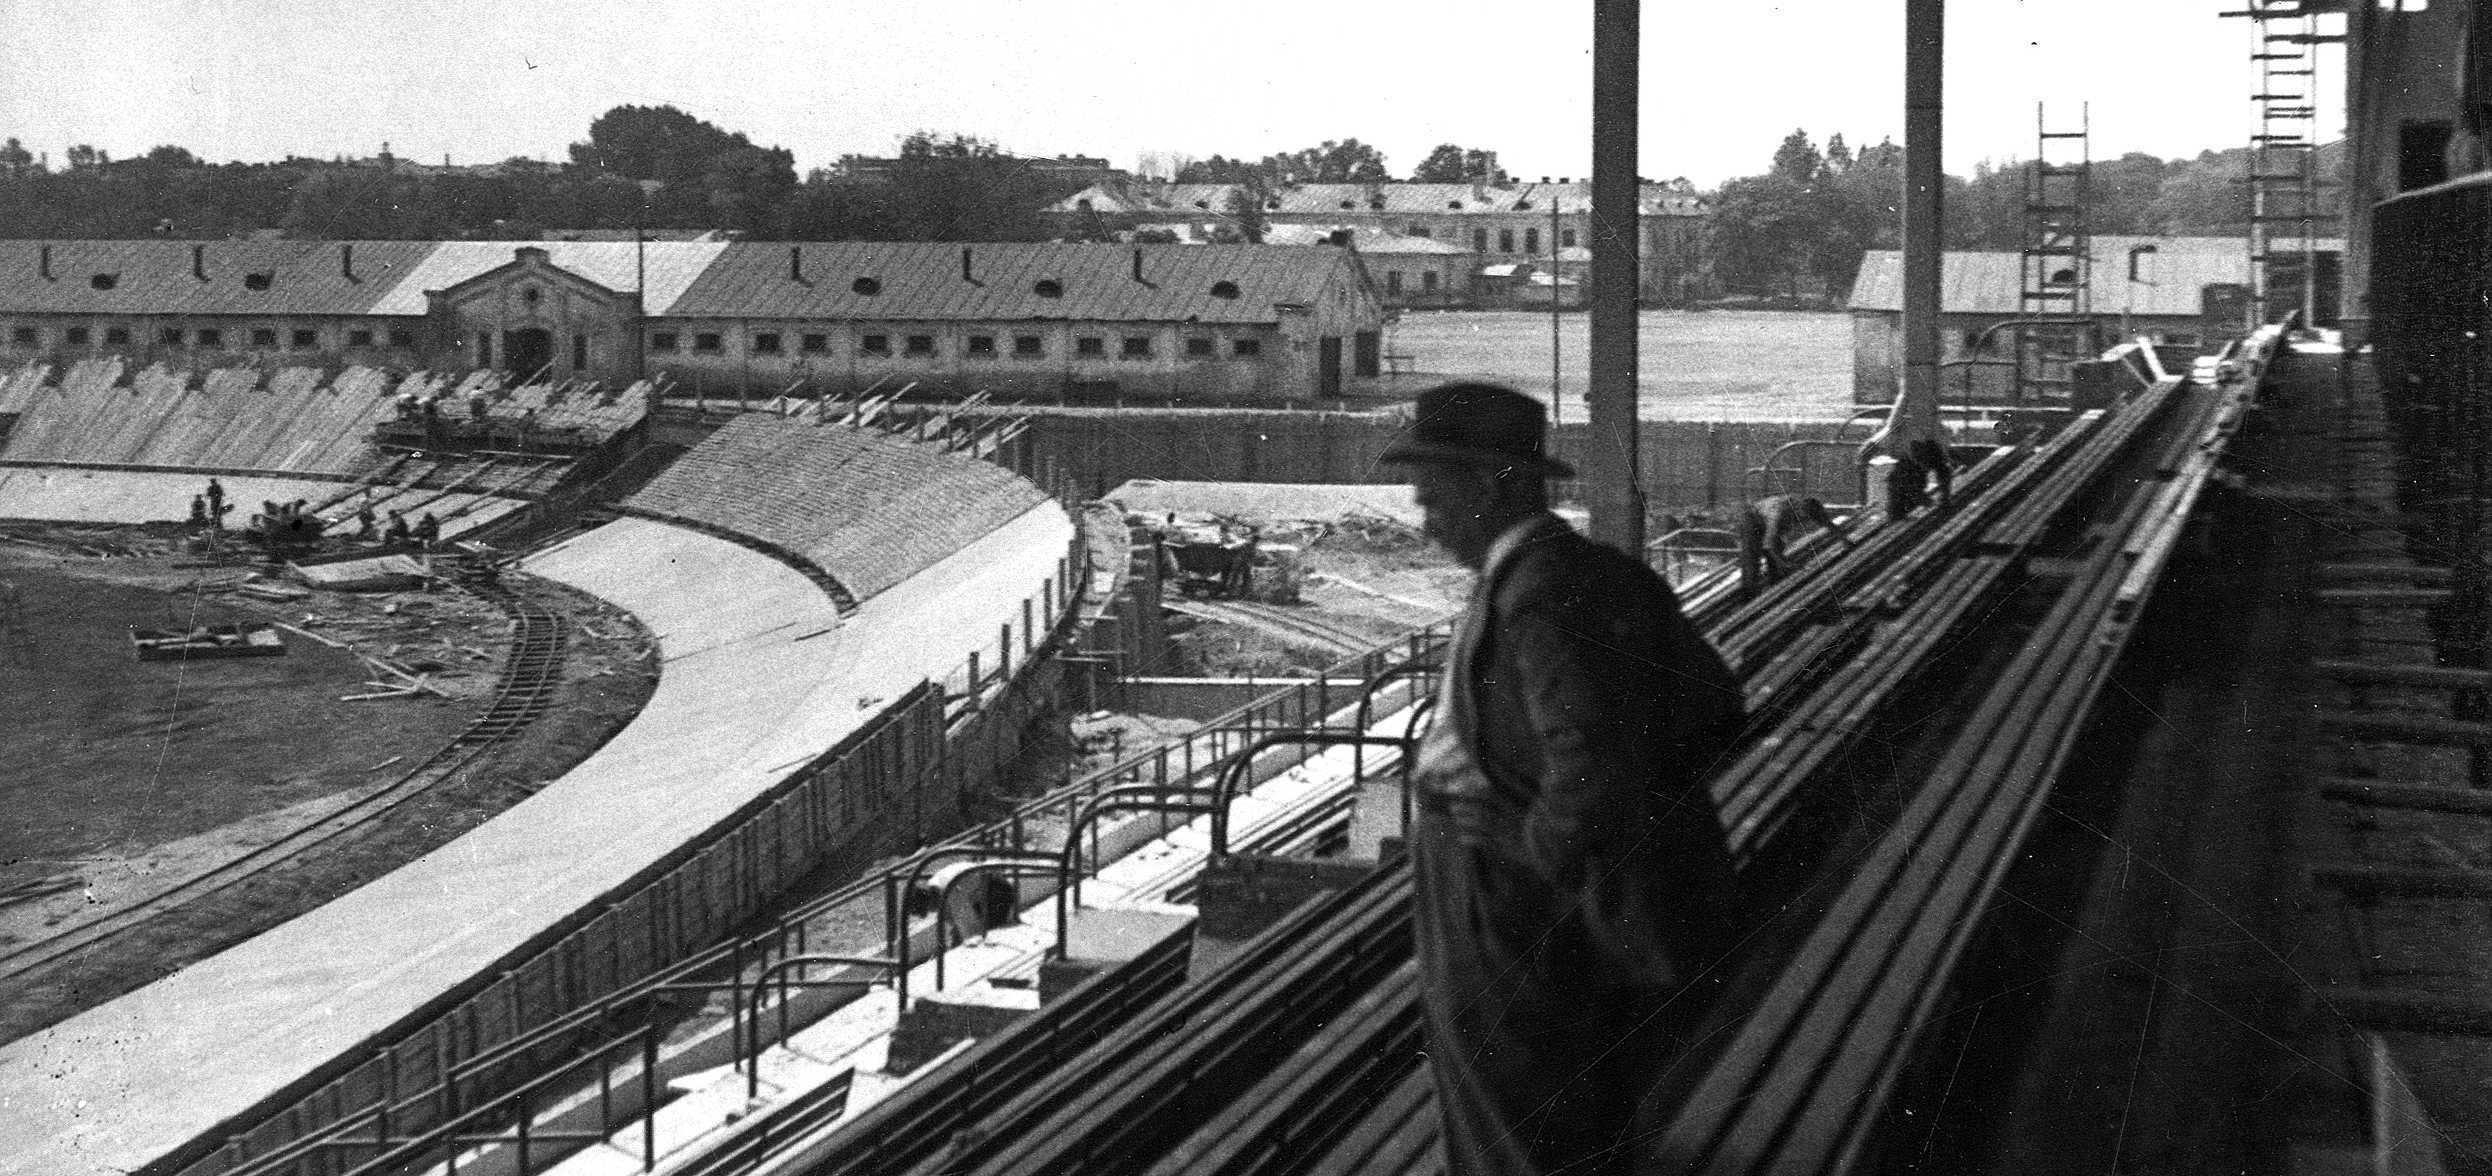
[{"x1": 0, "y1": 572, "x2": 570, "y2": 986}]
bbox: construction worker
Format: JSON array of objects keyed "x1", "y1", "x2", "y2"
[
  {"x1": 204, "y1": 478, "x2": 225, "y2": 523},
  {"x1": 1738, "y1": 494, "x2": 1853, "y2": 594},
  {"x1": 355, "y1": 503, "x2": 376, "y2": 541},
  {"x1": 414, "y1": 512, "x2": 441, "y2": 545},
  {"x1": 1883, "y1": 438, "x2": 1954, "y2": 517},
  {"x1": 385, "y1": 510, "x2": 411, "y2": 545},
  {"x1": 188, "y1": 495, "x2": 210, "y2": 527}
]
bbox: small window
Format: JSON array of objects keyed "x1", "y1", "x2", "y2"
[
  {"x1": 1369, "y1": 198, "x2": 1385, "y2": 210},
  {"x1": 1525, "y1": 228, "x2": 1540, "y2": 254},
  {"x1": 1423, "y1": 271, "x2": 1440, "y2": 292},
  {"x1": 1409, "y1": 226, "x2": 1432, "y2": 238},
  {"x1": 905, "y1": 334, "x2": 935, "y2": 356},
  {"x1": 347, "y1": 328, "x2": 375, "y2": 347},
  {"x1": 89, "y1": 273, "x2": 117, "y2": 290},
  {"x1": 1498, "y1": 230, "x2": 1516, "y2": 253},
  {"x1": 243, "y1": 272, "x2": 272, "y2": 291},
  {"x1": 1076, "y1": 336, "x2": 1105, "y2": 357},
  {"x1": 196, "y1": 328, "x2": 222, "y2": 347},
  {"x1": 801, "y1": 333, "x2": 829, "y2": 353},
  {"x1": 1075, "y1": 198, "x2": 1093, "y2": 211},
  {"x1": 65, "y1": 326, "x2": 91, "y2": 346},
  {"x1": 862, "y1": 334, "x2": 891, "y2": 355},
  {"x1": 966, "y1": 335, "x2": 997, "y2": 357},
  {"x1": 1013, "y1": 335, "x2": 1044, "y2": 356},
  {"x1": 291, "y1": 328, "x2": 318, "y2": 350},
  {"x1": 1264, "y1": 198, "x2": 1280, "y2": 210},
  {"x1": 1448, "y1": 200, "x2": 1464, "y2": 210},
  {"x1": 1185, "y1": 337, "x2": 1215, "y2": 357},
  {"x1": 852, "y1": 276, "x2": 881, "y2": 296},
  {"x1": 752, "y1": 332, "x2": 783, "y2": 354},
  {"x1": 1560, "y1": 229, "x2": 1577, "y2": 249},
  {"x1": 251, "y1": 327, "x2": 277, "y2": 347},
  {"x1": 477, "y1": 332, "x2": 492, "y2": 365},
  {"x1": 649, "y1": 331, "x2": 679, "y2": 352},
  {"x1": 1121, "y1": 336, "x2": 1152, "y2": 358},
  {"x1": 693, "y1": 332, "x2": 723, "y2": 353},
  {"x1": 388, "y1": 329, "x2": 414, "y2": 348},
  {"x1": 1209, "y1": 280, "x2": 1240, "y2": 299},
  {"x1": 1233, "y1": 338, "x2": 1263, "y2": 357},
  {"x1": 103, "y1": 326, "x2": 129, "y2": 345},
  {"x1": 1338, "y1": 200, "x2": 1355, "y2": 210},
  {"x1": 1034, "y1": 279, "x2": 1063, "y2": 298},
  {"x1": 9, "y1": 326, "x2": 34, "y2": 346},
  {"x1": 1473, "y1": 228, "x2": 1488, "y2": 252},
  {"x1": 158, "y1": 327, "x2": 184, "y2": 345},
  {"x1": 1386, "y1": 272, "x2": 1403, "y2": 296},
  {"x1": 572, "y1": 333, "x2": 587, "y2": 369},
  {"x1": 522, "y1": 286, "x2": 542, "y2": 305}
]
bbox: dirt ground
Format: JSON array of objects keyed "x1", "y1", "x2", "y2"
[{"x1": 0, "y1": 521, "x2": 656, "y2": 1039}]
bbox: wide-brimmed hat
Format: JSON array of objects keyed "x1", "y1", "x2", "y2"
[{"x1": 1379, "y1": 382, "x2": 1575, "y2": 478}]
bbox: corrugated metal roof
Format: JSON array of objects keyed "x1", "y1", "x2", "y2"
[
  {"x1": 664, "y1": 242, "x2": 1365, "y2": 323},
  {"x1": 1846, "y1": 235, "x2": 2342, "y2": 316},
  {"x1": 0, "y1": 240, "x2": 435, "y2": 316},
  {"x1": 365, "y1": 241, "x2": 729, "y2": 315}
]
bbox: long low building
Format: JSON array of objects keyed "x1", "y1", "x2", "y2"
[{"x1": 0, "y1": 240, "x2": 1388, "y2": 404}]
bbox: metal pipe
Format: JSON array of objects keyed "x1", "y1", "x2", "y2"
[{"x1": 1587, "y1": 0, "x2": 1642, "y2": 554}]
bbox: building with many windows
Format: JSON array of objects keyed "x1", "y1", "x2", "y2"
[
  {"x1": 0, "y1": 239, "x2": 1387, "y2": 404},
  {"x1": 1044, "y1": 179, "x2": 1716, "y2": 304}
]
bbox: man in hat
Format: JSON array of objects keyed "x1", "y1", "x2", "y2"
[{"x1": 1382, "y1": 382, "x2": 1748, "y2": 1176}]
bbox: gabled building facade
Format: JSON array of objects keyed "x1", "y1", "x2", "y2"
[{"x1": 0, "y1": 240, "x2": 1386, "y2": 405}]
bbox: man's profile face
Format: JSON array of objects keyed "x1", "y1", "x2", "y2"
[{"x1": 1407, "y1": 461, "x2": 1499, "y2": 570}]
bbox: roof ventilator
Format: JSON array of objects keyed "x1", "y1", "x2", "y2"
[{"x1": 852, "y1": 276, "x2": 880, "y2": 296}]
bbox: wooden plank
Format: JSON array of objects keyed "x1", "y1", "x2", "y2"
[{"x1": 2319, "y1": 777, "x2": 2492, "y2": 815}]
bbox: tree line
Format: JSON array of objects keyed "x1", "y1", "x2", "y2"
[
  {"x1": 0, "y1": 106, "x2": 1081, "y2": 242},
  {"x1": 1708, "y1": 127, "x2": 2333, "y2": 299}
]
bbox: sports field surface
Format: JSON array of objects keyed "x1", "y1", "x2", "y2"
[{"x1": 1384, "y1": 309, "x2": 1858, "y2": 421}]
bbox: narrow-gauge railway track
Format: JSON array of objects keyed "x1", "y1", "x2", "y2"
[
  {"x1": 0, "y1": 573, "x2": 570, "y2": 986},
  {"x1": 1168, "y1": 598, "x2": 1374, "y2": 656}
]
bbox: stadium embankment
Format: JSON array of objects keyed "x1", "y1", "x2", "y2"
[{"x1": 0, "y1": 408, "x2": 1096, "y2": 1176}]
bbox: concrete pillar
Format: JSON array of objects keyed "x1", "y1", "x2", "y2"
[{"x1": 1587, "y1": 0, "x2": 1644, "y2": 554}]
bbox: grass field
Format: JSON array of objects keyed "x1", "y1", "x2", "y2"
[{"x1": 1384, "y1": 309, "x2": 1859, "y2": 421}]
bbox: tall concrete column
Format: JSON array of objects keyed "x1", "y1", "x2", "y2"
[
  {"x1": 1893, "y1": 0, "x2": 1946, "y2": 453},
  {"x1": 1588, "y1": 0, "x2": 1644, "y2": 554}
]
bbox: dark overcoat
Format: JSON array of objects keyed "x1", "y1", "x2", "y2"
[{"x1": 1411, "y1": 512, "x2": 1747, "y2": 1176}]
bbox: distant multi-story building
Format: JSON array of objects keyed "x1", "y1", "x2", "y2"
[
  {"x1": 1042, "y1": 179, "x2": 1716, "y2": 305},
  {"x1": 826, "y1": 152, "x2": 1127, "y2": 189},
  {"x1": 0, "y1": 239, "x2": 1387, "y2": 404}
]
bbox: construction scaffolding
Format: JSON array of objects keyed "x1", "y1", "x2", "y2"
[
  {"x1": 2232, "y1": 0, "x2": 2347, "y2": 325},
  {"x1": 2015, "y1": 103, "x2": 2096, "y2": 404}
]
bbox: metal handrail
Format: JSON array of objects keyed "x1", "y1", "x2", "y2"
[
  {"x1": 743, "y1": 955, "x2": 892, "y2": 1102},
  {"x1": 1053, "y1": 786, "x2": 1225, "y2": 958},
  {"x1": 1206, "y1": 731, "x2": 1420, "y2": 857}
]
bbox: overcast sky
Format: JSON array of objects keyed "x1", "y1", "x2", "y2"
[{"x1": 0, "y1": 0, "x2": 2341, "y2": 187}]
